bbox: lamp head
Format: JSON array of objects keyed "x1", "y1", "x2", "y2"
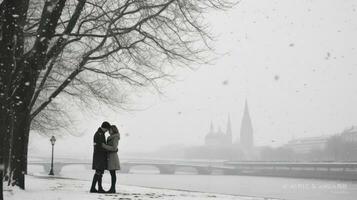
[{"x1": 50, "y1": 136, "x2": 56, "y2": 145}]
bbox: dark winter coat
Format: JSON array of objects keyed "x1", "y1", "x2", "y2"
[
  {"x1": 92, "y1": 128, "x2": 108, "y2": 170},
  {"x1": 102, "y1": 133, "x2": 120, "y2": 170}
]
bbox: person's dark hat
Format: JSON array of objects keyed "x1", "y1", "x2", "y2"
[{"x1": 101, "y1": 121, "x2": 111, "y2": 129}]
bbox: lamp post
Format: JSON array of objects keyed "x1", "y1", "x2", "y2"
[{"x1": 49, "y1": 136, "x2": 56, "y2": 175}]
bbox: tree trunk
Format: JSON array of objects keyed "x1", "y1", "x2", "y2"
[
  {"x1": 0, "y1": 0, "x2": 30, "y2": 190},
  {"x1": 9, "y1": 54, "x2": 40, "y2": 188},
  {"x1": 0, "y1": 107, "x2": 9, "y2": 198},
  {"x1": 0, "y1": 0, "x2": 21, "y2": 186},
  {"x1": 10, "y1": 111, "x2": 32, "y2": 189},
  {"x1": 0, "y1": 171, "x2": 3, "y2": 200},
  {"x1": 1, "y1": 157, "x2": 3, "y2": 200}
]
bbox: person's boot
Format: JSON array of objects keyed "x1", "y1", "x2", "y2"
[
  {"x1": 107, "y1": 187, "x2": 116, "y2": 194},
  {"x1": 90, "y1": 174, "x2": 99, "y2": 193},
  {"x1": 107, "y1": 181, "x2": 116, "y2": 194},
  {"x1": 107, "y1": 172, "x2": 116, "y2": 193},
  {"x1": 97, "y1": 175, "x2": 106, "y2": 193}
]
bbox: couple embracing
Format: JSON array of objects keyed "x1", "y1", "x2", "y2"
[{"x1": 90, "y1": 121, "x2": 120, "y2": 193}]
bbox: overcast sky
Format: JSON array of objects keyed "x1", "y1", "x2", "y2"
[{"x1": 29, "y1": 0, "x2": 357, "y2": 159}]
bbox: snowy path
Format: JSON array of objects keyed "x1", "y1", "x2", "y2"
[{"x1": 4, "y1": 175, "x2": 279, "y2": 200}]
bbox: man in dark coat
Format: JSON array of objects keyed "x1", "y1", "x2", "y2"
[{"x1": 90, "y1": 121, "x2": 111, "y2": 193}]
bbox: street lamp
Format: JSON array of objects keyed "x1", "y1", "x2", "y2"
[{"x1": 49, "y1": 136, "x2": 56, "y2": 175}]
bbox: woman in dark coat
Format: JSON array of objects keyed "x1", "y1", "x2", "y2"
[{"x1": 102, "y1": 125, "x2": 120, "y2": 193}]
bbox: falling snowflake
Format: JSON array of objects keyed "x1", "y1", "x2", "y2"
[
  {"x1": 325, "y1": 52, "x2": 331, "y2": 60},
  {"x1": 46, "y1": 4, "x2": 56, "y2": 13}
]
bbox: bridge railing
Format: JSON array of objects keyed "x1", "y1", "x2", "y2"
[{"x1": 224, "y1": 161, "x2": 357, "y2": 169}]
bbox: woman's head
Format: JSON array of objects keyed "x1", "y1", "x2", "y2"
[{"x1": 109, "y1": 125, "x2": 119, "y2": 135}]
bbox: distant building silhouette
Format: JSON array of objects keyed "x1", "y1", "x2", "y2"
[
  {"x1": 196, "y1": 100, "x2": 256, "y2": 160},
  {"x1": 283, "y1": 126, "x2": 357, "y2": 155},
  {"x1": 238, "y1": 100, "x2": 254, "y2": 154},
  {"x1": 285, "y1": 136, "x2": 329, "y2": 154},
  {"x1": 340, "y1": 126, "x2": 357, "y2": 142},
  {"x1": 205, "y1": 120, "x2": 232, "y2": 146}
]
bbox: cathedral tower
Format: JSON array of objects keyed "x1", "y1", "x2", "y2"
[{"x1": 240, "y1": 100, "x2": 254, "y2": 150}]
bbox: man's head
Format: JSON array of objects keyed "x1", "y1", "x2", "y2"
[{"x1": 101, "y1": 121, "x2": 111, "y2": 132}]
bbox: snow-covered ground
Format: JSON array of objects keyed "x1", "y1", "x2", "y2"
[{"x1": 4, "y1": 175, "x2": 278, "y2": 200}]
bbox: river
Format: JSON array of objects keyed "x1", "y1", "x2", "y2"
[{"x1": 28, "y1": 165, "x2": 357, "y2": 200}]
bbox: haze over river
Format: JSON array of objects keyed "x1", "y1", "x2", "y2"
[{"x1": 28, "y1": 165, "x2": 357, "y2": 200}]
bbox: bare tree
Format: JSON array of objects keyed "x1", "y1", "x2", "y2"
[{"x1": 0, "y1": 0, "x2": 235, "y2": 189}]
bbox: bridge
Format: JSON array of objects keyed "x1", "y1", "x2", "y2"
[
  {"x1": 224, "y1": 161, "x2": 357, "y2": 180},
  {"x1": 28, "y1": 160, "x2": 236, "y2": 175},
  {"x1": 28, "y1": 159, "x2": 357, "y2": 180}
]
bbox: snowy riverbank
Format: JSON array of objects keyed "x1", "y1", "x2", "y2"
[{"x1": 4, "y1": 175, "x2": 278, "y2": 200}]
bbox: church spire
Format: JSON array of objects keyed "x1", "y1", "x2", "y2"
[
  {"x1": 244, "y1": 99, "x2": 250, "y2": 117},
  {"x1": 209, "y1": 121, "x2": 214, "y2": 133},
  {"x1": 240, "y1": 100, "x2": 254, "y2": 150}
]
